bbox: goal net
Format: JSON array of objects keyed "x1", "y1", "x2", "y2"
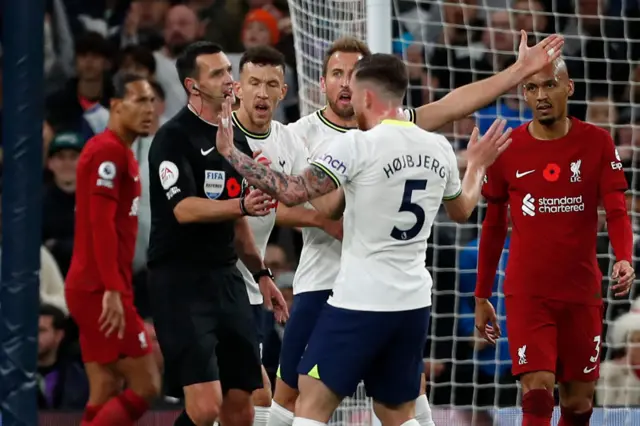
[{"x1": 287, "y1": 0, "x2": 640, "y2": 425}]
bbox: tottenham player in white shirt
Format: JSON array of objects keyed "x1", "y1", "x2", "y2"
[
  {"x1": 231, "y1": 46, "x2": 343, "y2": 426},
  {"x1": 266, "y1": 33, "x2": 564, "y2": 426},
  {"x1": 214, "y1": 53, "x2": 512, "y2": 426}
]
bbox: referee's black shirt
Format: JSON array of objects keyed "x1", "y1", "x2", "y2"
[{"x1": 147, "y1": 106, "x2": 253, "y2": 267}]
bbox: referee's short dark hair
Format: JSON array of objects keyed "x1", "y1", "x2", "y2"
[
  {"x1": 353, "y1": 53, "x2": 408, "y2": 100},
  {"x1": 112, "y1": 73, "x2": 148, "y2": 99},
  {"x1": 239, "y1": 46, "x2": 286, "y2": 75},
  {"x1": 176, "y1": 41, "x2": 224, "y2": 92}
]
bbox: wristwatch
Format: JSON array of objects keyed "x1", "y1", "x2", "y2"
[{"x1": 253, "y1": 268, "x2": 275, "y2": 282}]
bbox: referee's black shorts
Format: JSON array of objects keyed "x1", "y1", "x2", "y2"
[{"x1": 148, "y1": 263, "x2": 263, "y2": 397}]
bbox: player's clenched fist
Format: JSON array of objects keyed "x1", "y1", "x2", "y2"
[
  {"x1": 465, "y1": 119, "x2": 512, "y2": 170},
  {"x1": 474, "y1": 297, "x2": 501, "y2": 345},
  {"x1": 242, "y1": 188, "x2": 276, "y2": 216},
  {"x1": 611, "y1": 260, "x2": 635, "y2": 297}
]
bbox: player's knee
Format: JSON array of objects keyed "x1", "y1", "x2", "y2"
[
  {"x1": 221, "y1": 390, "x2": 254, "y2": 426},
  {"x1": 372, "y1": 401, "x2": 414, "y2": 426},
  {"x1": 560, "y1": 383, "x2": 595, "y2": 413},
  {"x1": 122, "y1": 357, "x2": 162, "y2": 401},
  {"x1": 86, "y1": 364, "x2": 121, "y2": 402},
  {"x1": 184, "y1": 383, "x2": 223, "y2": 426},
  {"x1": 130, "y1": 372, "x2": 162, "y2": 401},
  {"x1": 252, "y1": 386, "x2": 273, "y2": 407},
  {"x1": 521, "y1": 371, "x2": 555, "y2": 393},
  {"x1": 273, "y1": 378, "x2": 298, "y2": 412},
  {"x1": 185, "y1": 398, "x2": 221, "y2": 426}
]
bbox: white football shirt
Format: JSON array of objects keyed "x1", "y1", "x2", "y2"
[
  {"x1": 233, "y1": 112, "x2": 309, "y2": 304},
  {"x1": 286, "y1": 108, "x2": 416, "y2": 295},
  {"x1": 311, "y1": 119, "x2": 461, "y2": 312}
]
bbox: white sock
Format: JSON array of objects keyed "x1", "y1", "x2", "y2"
[
  {"x1": 267, "y1": 402, "x2": 294, "y2": 426},
  {"x1": 401, "y1": 419, "x2": 421, "y2": 426},
  {"x1": 254, "y1": 406, "x2": 271, "y2": 426},
  {"x1": 292, "y1": 418, "x2": 327, "y2": 426},
  {"x1": 414, "y1": 394, "x2": 436, "y2": 426}
]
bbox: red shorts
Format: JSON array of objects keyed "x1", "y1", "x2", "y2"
[
  {"x1": 505, "y1": 296, "x2": 603, "y2": 383},
  {"x1": 66, "y1": 289, "x2": 151, "y2": 364}
]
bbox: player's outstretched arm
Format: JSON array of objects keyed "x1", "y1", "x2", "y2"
[
  {"x1": 215, "y1": 99, "x2": 337, "y2": 206},
  {"x1": 310, "y1": 188, "x2": 346, "y2": 220},
  {"x1": 444, "y1": 120, "x2": 512, "y2": 223},
  {"x1": 276, "y1": 205, "x2": 343, "y2": 239},
  {"x1": 413, "y1": 31, "x2": 563, "y2": 131}
]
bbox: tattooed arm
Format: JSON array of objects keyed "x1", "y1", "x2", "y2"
[{"x1": 224, "y1": 147, "x2": 338, "y2": 207}]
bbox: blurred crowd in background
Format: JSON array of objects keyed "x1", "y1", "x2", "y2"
[{"x1": 0, "y1": 0, "x2": 638, "y2": 417}]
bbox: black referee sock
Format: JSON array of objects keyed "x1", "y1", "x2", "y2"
[{"x1": 174, "y1": 410, "x2": 197, "y2": 426}]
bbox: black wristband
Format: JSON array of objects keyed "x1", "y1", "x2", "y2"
[
  {"x1": 239, "y1": 196, "x2": 249, "y2": 216},
  {"x1": 253, "y1": 268, "x2": 275, "y2": 282}
]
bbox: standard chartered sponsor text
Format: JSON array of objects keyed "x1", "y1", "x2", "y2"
[{"x1": 538, "y1": 195, "x2": 584, "y2": 213}]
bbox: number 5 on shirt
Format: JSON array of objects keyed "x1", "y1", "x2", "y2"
[{"x1": 390, "y1": 179, "x2": 428, "y2": 241}]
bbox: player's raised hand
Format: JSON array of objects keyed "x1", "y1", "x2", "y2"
[
  {"x1": 517, "y1": 30, "x2": 564, "y2": 77},
  {"x1": 215, "y1": 97, "x2": 235, "y2": 157},
  {"x1": 258, "y1": 276, "x2": 289, "y2": 323},
  {"x1": 474, "y1": 298, "x2": 501, "y2": 345},
  {"x1": 99, "y1": 291, "x2": 126, "y2": 339},
  {"x1": 611, "y1": 260, "x2": 635, "y2": 297},
  {"x1": 243, "y1": 189, "x2": 276, "y2": 216},
  {"x1": 466, "y1": 119, "x2": 512, "y2": 170}
]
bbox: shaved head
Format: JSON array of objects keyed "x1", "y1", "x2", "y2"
[
  {"x1": 522, "y1": 56, "x2": 573, "y2": 126},
  {"x1": 550, "y1": 58, "x2": 568, "y2": 79}
]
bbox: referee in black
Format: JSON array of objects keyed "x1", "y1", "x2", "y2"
[{"x1": 147, "y1": 41, "x2": 288, "y2": 426}]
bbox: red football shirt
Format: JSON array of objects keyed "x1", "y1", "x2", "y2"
[
  {"x1": 482, "y1": 118, "x2": 628, "y2": 305},
  {"x1": 66, "y1": 129, "x2": 141, "y2": 295}
]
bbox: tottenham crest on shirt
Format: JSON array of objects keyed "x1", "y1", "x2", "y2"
[{"x1": 204, "y1": 170, "x2": 225, "y2": 199}]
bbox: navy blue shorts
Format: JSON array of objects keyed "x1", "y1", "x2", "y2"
[
  {"x1": 298, "y1": 304, "x2": 431, "y2": 405},
  {"x1": 277, "y1": 289, "x2": 332, "y2": 389},
  {"x1": 252, "y1": 304, "x2": 266, "y2": 349}
]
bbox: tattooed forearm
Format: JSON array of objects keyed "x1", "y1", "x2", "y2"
[{"x1": 225, "y1": 147, "x2": 337, "y2": 206}]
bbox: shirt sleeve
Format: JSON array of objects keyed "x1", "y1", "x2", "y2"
[
  {"x1": 90, "y1": 143, "x2": 126, "y2": 200},
  {"x1": 443, "y1": 139, "x2": 462, "y2": 200},
  {"x1": 309, "y1": 132, "x2": 360, "y2": 188},
  {"x1": 149, "y1": 125, "x2": 197, "y2": 208},
  {"x1": 599, "y1": 131, "x2": 628, "y2": 196},
  {"x1": 482, "y1": 159, "x2": 509, "y2": 204}
]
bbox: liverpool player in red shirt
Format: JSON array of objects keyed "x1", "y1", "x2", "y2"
[
  {"x1": 475, "y1": 58, "x2": 635, "y2": 426},
  {"x1": 65, "y1": 73, "x2": 161, "y2": 425}
]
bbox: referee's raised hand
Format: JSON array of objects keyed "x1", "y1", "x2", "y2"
[
  {"x1": 216, "y1": 96, "x2": 235, "y2": 156},
  {"x1": 258, "y1": 276, "x2": 289, "y2": 323}
]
